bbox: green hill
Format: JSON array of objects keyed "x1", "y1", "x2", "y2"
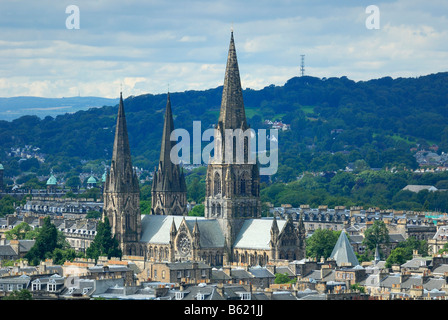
[{"x1": 1, "y1": 72, "x2": 448, "y2": 180}]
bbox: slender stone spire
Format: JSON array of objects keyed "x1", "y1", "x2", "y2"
[
  {"x1": 151, "y1": 93, "x2": 187, "y2": 215},
  {"x1": 106, "y1": 92, "x2": 139, "y2": 193},
  {"x1": 159, "y1": 92, "x2": 175, "y2": 172},
  {"x1": 218, "y1": 31, "x2": 247, "y2": 131},
  {"x1": 103, "y1": 93, "x2": 141, "y2": 254},
  {"x1": 152, "y1": 93, "x2": 187, "y2": 193}
]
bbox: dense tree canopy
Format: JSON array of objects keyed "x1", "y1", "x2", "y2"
[
  {"x1": 259, "y1": 170, "x2": 448, "y2": 212},
  {"x1": 86, "y1": 217, "x2": 122, "y2": 261},
  {"x1": 306, "y1": 229, "x2": 340, "y2": 259},
  {"x1": 363, "y1": 220, "x2": 390, "y2": 251},
  {"x1": 1, "y1": 72, "x2": 447, "y2": 180},
  {"x1": 24, "y1": 217, "x2": 75, "y2": 265}
]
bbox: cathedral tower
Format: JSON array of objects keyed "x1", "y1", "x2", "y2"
[
  {"x1": 103, "y1": 93, "x2": 141, "y2": 255},
  {"x1": 151, "y1": 93, "x2": 188, "y2": 216},
  {"x1": 204, "y1": 32, "x2": 261, "y2": 263}
]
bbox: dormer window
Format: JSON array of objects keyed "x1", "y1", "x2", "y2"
[
  {"x1": 196, "y1": 293, "x2": 205, "y2": 300},
  {"x1": 239, "y1": 292, "x2": 251, "y2": 300},
  {"x1": 47, "y1": 279, "x2": 57, "y2": 292},
  {"x1": 31, "y1": 279, "x2": 41, "y2": 291},
  {"x1": 175, "y1": 291, "x2": 185, "y2": 300}
]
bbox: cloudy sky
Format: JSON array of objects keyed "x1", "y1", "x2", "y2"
[{"x1": 0, "y1": 0, "x2": 447, "y2": 98}]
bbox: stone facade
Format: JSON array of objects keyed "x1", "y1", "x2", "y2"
[
  {"x1": 104, "y1": 32, "x2": 306, "y2": 268},
  {"x1": 103, "y1": 93, "x2": 141, "y2": 255}
]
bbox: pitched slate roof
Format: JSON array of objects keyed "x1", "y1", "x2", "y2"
[
  {"x1": 270, "y1": 292, "x2": 298, "y2": 300},
  {"x1": 166, "y1": 261, "x2": 210, "y2": 270},
  {"x1": 0, "y1": 245, "x2": 17, "y2": 256},
  {"x1": 211, "y1": 269, "x2": 232, "y2": 282},
  {"x1": 432, "y1": 264, "x2": 448, "y2": 275},
  {"x1": 330, "y1": 231, "x2": 360, "y2": 267},
  {"x1": 233, "y1": 218, "x2": 286, "y2": 250},
  {"x1": 140, "y1": 215, "x2": 225, "y2": 248},
  {"x1": 176, "y1": 284, "x2": 224, "y2": 300},
  {"x1": 389, "y1": 233, "x2": 406, "y2": 243},
  {"x1": 248, "y1": 266, "x2": 275, "y2": 279},
  {"x1": 401, "y1": 257, "x2": 429, "y2": 269},
  {"x1": 230, "y1": 268, "x2": 253, "y2": 280},
  {"x1": 379, "y1": 274, "x2": 400, "y2": 289}
]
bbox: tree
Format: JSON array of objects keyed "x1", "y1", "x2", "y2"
[
  {"x1": 385, "y1": 247, "x2": 409, "y2": 268},
  {"x1": 0, "y1": 196, "x2": 17, "y2": 217},
  {"x1": 274, "y1": 273, "x2": 296, "y2": 284},
  {"x1": 363, "y1": 220, "x2": 389, "y2": 251},
  {"x1": 65, "y1": 176, "x2": 81, "y2": 190},
  {"x1": 86, "y1": 210, "x2": 102, "y2": 219},
  {"x1": 438, "y1": 242, "x2": 448, "y2": 254},
  {"x1": 350, "y1": 283, "x2": 365, "y2": 293},
  {"x1": 80, "y1": 187, "x2": 101, "y2": 201},
  {"x1": 25, "y1": 217, "x2": 59, "y2": 265},
  {"x1": 2, "y1": 289, "x2": 33, "y2": 300},
  {"x1": 188, "y1": 204, "x2": 204, "y2": 217},
  {"x1": 140, "y1": 200, "x2": 152, "y2": 215},
  {"x1": 397, "y1": 236, "x2": 428, "y2": 257},
  {"x1": 86, "y1": 217, "x2": 122, "y2": 261},
  {"x1": 24, "y1": 217, "x2": 74, "y2": 265},
  {"x1": 306, "y1": 229, "x2": 340, "y2": 259},
  {"x1": 5, "y1": 222, "x2": 39, "y2": 240},
  {"x1": 51, "y1": 247, "x2": 77, "y2": 265},
  {"x1": 140, "y1": 184, "x2": 152, "y2": 201}
]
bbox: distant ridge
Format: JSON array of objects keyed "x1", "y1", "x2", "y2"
[{"x1": 0, "y1": 96, "x2": 120, "y2": 121}]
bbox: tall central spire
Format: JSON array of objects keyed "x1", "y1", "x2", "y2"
[
  {"x1": 218, "y1": 31, "x2": 247, "y2": 130},
  {"x1": 204, "y1": 31, "x2": 261, "y2": 265}
]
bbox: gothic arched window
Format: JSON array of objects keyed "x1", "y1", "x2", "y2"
[
  {"x1": 214, "y1": 172, "x2": 221, "y2": 195},
  {"x1": 240, "y1": 179, "x2": 246, "y2": 195}
]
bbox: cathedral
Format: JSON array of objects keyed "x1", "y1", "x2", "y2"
[{"x1": 103, "y1": 32, "x2": 306, "y2": 267}]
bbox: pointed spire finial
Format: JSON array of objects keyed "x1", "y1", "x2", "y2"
[
  {"x1": 218, "y1": 29, "x2": 247, "y2": 130},
  {"x1": 107, "y1": 90, "x2": 137, "y2": 193}
]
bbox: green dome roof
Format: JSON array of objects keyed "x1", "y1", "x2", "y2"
[
  {"x1": 46, "y1": 175, "x2": 57, "y2": 185},
  {"x1": 0, "y1": 164, "x2": 4, "y2": 170},
  {"x1": 87, "y1": 176, "x2": 97, "y2": 184}
]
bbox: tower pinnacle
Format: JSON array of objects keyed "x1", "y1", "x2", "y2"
[{"x1": 218, "y1": 31, "x2": 247, "y2": 131}]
